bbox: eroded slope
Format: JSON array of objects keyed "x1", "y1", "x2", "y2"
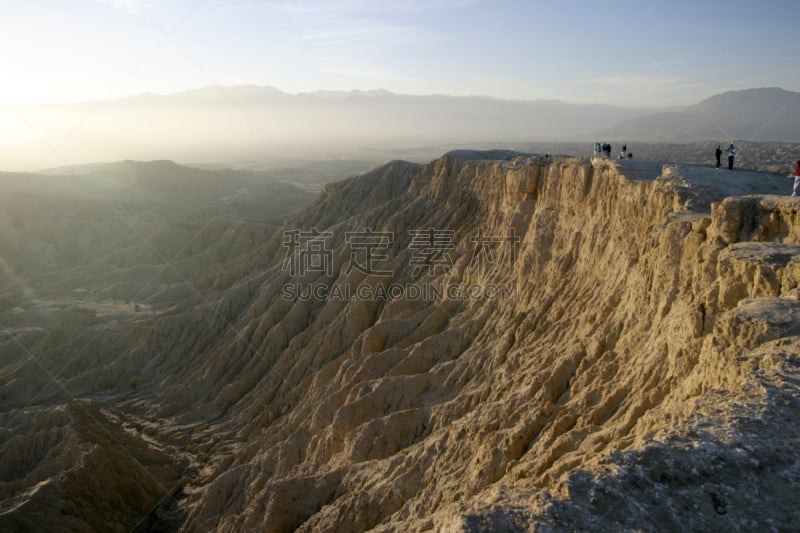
[
  {"x1": 3, "y1": 154, "x2": 800, "y2": 531},
  {"x1": 170, "y1": 155, "x2": 800, "y2": 531}
]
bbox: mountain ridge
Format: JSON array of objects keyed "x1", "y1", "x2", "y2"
[
  {"x1": 4, "y1": 85, "x2": 798, "y2": 171},
  {"x1": 599, "y1": 86, "x2": 800, "y2": 142}
]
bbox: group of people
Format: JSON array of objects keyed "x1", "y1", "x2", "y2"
[
  {"x1": 714, "y1": 142, "x2": 800, "y2": 197},
  {"x1": 594, "y1": 142, "x2": 633, "y2": 159},
  {"x1": 594, "y1": 142, "x2": 611, "y2": 158},
  {"x1": 590, "y1": 141, "x2": 798, "y2": 197},
  {"x1": 714, "y1": 142, "x2": 737, "y2": 170}
]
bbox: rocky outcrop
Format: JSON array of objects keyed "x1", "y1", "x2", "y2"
[
  {"x1": 2, "y1": 153, "x2": 800, "y2": 531},
  {"x1": 177, "y1": 155, "x2": 800, "y2": 531}
]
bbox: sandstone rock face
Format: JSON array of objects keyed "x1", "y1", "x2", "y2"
[{"x1": 2, "y1": 154, "x2": 800, "y2": 531}]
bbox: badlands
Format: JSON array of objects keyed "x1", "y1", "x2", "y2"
[{"x1": 1, "y1": 152, "x2": 799, "y2": 531}]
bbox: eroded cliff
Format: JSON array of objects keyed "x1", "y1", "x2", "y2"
[
  {"x1": 3, "y1": 153, "x2": 800, "y2": 531},
  {"x1": 176, "y1": 154, "x2": 800, "y2": 531}
]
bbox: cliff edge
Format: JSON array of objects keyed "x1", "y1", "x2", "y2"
[
  {"x1": 2, "y1": 153, "x2": 800, "y2": 531},
  {"x1": 174, "y1": 153, "x2": 800, "y2": 531}
]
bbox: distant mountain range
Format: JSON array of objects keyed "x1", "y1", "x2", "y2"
[
  {"x1": 1, "y1": 86, "x2": 797, "y2": 170},
  {"x1": 599, "y1": 87, "x2": 800, "y2": 142}
]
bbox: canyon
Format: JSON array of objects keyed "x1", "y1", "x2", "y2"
[{"x1": 2, "y1": 152, "x2": 800, "y2": 531}]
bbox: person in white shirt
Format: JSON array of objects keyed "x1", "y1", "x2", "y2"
[{"x1": 727, "y1": 142, "x2": 737, "y2": 170}]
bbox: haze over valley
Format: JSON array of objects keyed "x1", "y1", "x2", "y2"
[{"x1": 3, "y1": 86, "x2": 800, "y2": 172}]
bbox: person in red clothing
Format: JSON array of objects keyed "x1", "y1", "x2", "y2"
[{"x1": 793, "y1": 159, "x2": 800, "y2": 196}]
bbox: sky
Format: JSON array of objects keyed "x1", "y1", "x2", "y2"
[{"x1": 1, "y1": 0, "x2": 799, "y2": 108}]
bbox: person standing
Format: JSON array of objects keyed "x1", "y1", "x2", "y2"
[
  {"x1": 715, "y1": 145, "x2": 722, "y2": 168},
  {"x1": 793, "y1": 158, "x2": 800, "y2": 197},
  {"x1": 727, "y1": 142, "x2": 737, "y2": 170}
]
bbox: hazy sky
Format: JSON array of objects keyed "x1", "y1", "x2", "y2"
[{"x1": 2, "y1": 0, "x2": 799, "y2": 107}]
